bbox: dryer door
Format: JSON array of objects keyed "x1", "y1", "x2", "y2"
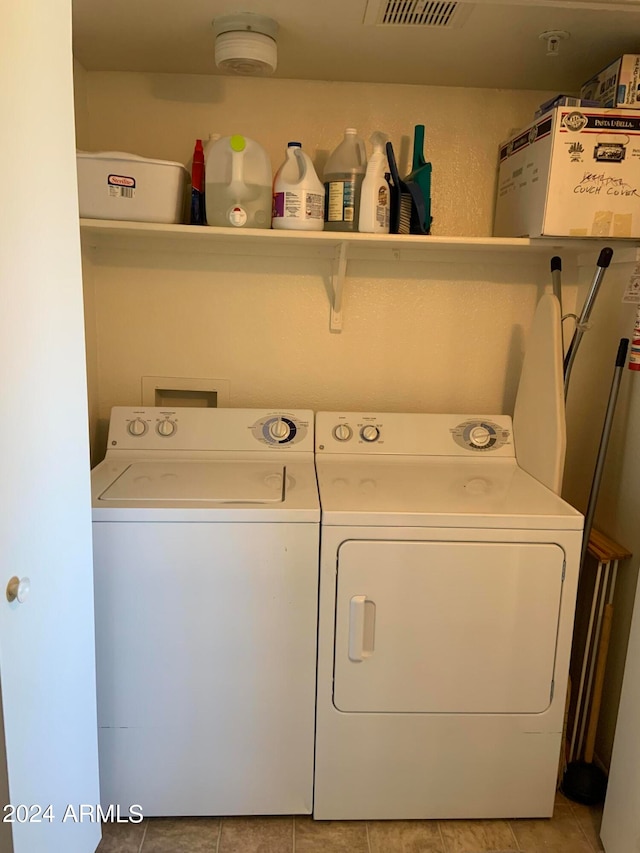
[{"x1": 333, "y1": 539, "x2": 565, "y2": 714}]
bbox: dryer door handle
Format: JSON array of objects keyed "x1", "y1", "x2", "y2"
[{"x1": 348, "y1": 595, "x2": 376, "y2": 662}]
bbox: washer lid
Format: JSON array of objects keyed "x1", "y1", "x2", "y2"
[{"x1": 97, "y1": 460, "x2": 286, "y2": 503}]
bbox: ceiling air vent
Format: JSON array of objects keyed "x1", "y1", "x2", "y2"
[{"x1": 363, "y1": 0, "x2": 473, "y2": 27}]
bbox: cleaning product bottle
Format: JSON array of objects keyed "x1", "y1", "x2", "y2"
[
  {"x1": 272, "y1": 142, "x2": 325, "y2": 231},
  {"x1": 189, "y1": 139, "x2": 206, "y2": 226},
  {"x1": 358, "y1": 132, "x2": 390, "y2": 234},
  {"x1": 205, "y1": 134, "x2": 272, "y2": 229},
  {"x1": 323, "y1": 128, "x2": 367, "y2": 232}
]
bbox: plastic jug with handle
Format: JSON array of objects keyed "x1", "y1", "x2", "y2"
[
  {"x1": 323, "y1": 128, "x2": 367, "y2": 232},
  {"x1": 272, "y1": 142, "x2": 325, "y2": 231},
  {"x1": 205, "y1": 134, "x2": 272, "y2": 229}
]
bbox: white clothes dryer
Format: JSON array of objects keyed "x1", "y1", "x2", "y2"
[
  {"x1": 313, "y1": 410, "x2": 583, "y2": 820},
  {"x1": 91, "y1": 407, "x2": 319, "y2": 817}
]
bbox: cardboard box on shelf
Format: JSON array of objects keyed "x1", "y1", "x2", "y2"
[
  {"x1": 493, "y1": 107, "x2": 640, "y2": 239},
  {"x1": 581, "y1": 55, "x2": 640, "y2": 109}
]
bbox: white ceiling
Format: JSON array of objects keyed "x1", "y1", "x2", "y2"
[{"x1": 72, "y1": 0, "x2": 640, "y2": 91}]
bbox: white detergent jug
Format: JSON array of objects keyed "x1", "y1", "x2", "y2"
[
  {"x1": 205, "y1": 134, "x2": 272, "y2": 229},
  {"x1": 272, "y1": 142, "x2": 325, "y2": 231}
]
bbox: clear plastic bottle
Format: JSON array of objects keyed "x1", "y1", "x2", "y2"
[
  {"x1": 323, "y1": 128, "x2": 367, "y2": 232},
  {"x1": 272, "y1": 142, "x2": 325, "y2": 231},
  {"x1": 205, "y1": 134, "x2": 272, "y2": 229}
]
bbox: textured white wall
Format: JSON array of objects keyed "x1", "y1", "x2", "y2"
[{"x1": 87, "y1": 248, "x2": 570, "y2": 421}]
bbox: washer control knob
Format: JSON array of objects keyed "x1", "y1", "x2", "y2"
[
  {"x1": 127, "y1": 418, "x2": 147, "y2": 437},
  {"x1": 360, "y1": 425, "x2": 380, "y2": 443},
  {"x1": 269, "y1": 419, "x2": 291, "y2": 441},
  {"x1": 469, "y1": 425, "x2": 491, "y2": 447},
  {"x1": 333, "y1": 424, "x2": 353, "y2": 442},
  {"x1": 157, "y1": 419, "x2": 176, "y2": 437}
]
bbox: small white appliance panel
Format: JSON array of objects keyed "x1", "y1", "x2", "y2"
[{"x1": 92, "y1": 407, "x2": 319, "y2": 816}]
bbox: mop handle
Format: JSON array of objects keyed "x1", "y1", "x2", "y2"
[
  {"x1": 579, "y1": 338, "x2": 629, "y2": 570},
  {"x1": 564, "y1": 247, "x2": 614, "y2": 399},
  {"x1": 551, "y1": 256, "x2": 563, "y2": 349},
  {"x1": 551, "y1": 256, "x2": 562, "y2": 304}
]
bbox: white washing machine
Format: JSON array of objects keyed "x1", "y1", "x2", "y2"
[
  {"x1": 313, "y1": 410, "x2": 583, "y2": 820},
  {"x1": 91, "y1": 407, "x2": 319, "y2": 816}
]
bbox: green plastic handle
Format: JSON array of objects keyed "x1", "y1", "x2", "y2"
[{"x1": 413, "y1": 124, "x2": 426, "y2": 170}]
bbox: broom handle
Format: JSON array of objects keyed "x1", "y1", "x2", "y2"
[
  {"x1": 551, "y1": 256, "x2": 562, "y2": 305},
  {"x1": 584, "y1": 602, "x2": 614, "y2": 763},
  {"x1": 580, "y1": 338, "x2": 629, "y2": 570},
  {"x1": 564, "y1": 247, "x2": 613, "y2": 399},
  {"x1": 551, "y1": 256, "x2": 563, "y2": 350}
]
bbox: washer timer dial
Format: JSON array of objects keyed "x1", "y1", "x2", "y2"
[
  {"x1": 251, "y1": 414, "x2": 308, "y2": 446},
  {"x1": 269, "y1": 419, "x2": 291, "y2": 442}
]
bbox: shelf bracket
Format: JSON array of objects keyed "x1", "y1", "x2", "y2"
[{"x1": 330, "y1": 242, "x2": 348, "y2": 332}]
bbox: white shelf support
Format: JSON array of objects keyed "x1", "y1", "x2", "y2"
[{"x1": 330, "y1": 241, "x2": 348, "y2": 332}]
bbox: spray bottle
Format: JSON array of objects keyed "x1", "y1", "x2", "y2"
[
  {"x1": 189, "y1": 139, "x2": 206, "y2": 226},
  {"x1": 358, "y1": 132, "x2": 390, "y2": 234}
]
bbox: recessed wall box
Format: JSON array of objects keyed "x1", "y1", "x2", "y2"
[{"x1": 142, "y1": 377, "x2": 230, "y2": 408}]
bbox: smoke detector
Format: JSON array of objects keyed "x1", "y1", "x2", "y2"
[
  {"x1": 539, "y1": 29, "x2": 570, "y2": 56},
  {"x1": 213, "y1": 13, "x2": 278, "y2": 76}
]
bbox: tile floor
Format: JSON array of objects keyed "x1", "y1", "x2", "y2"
[{"x1": 96, "y1": 793, "x2": 605, "y2": 853}]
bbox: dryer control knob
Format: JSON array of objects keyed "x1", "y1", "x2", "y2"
[
  {"x1": 127, "y1": 418, "x2": 147, "y2": 437},
  {"x1": 269, "y1": 419, "x2": 291, "y2": 441},
  {"x1": 360, "y1": 425, "x2": 380, "y2": 443},
  {"x1": 157, "y1": 419, "x2": 176, "y2": 437},
  {"x1": 469, "y1": 425, "x2": 491, "y2": 447},
  {"x1": 333, "y1": 424, "x2": 353, "y2": 442}
]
